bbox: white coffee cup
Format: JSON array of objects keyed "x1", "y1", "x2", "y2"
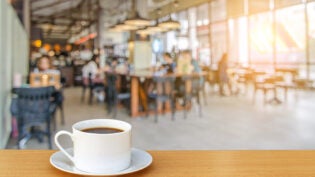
[{"x1": 54, "y1": 119, "x2": 132, "y2": 174}]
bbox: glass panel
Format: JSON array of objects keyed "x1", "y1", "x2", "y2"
[
  {"x1": 188, "y1": 7, "x2": 198, "y2": 59},
  {"x1": 275, "y1": 5, "x2": 306, "y2": 65},
  {"x1": 298, "y1": 64, "x2": 308, "y2": 78},
  {"x1": 275, "y1": 0, "x2": 302, "y2": 8},
  {"x1": 197, "y1": 3, "x2": 210, "y2": 65},
  {"x1": 177, "y1": 10, "x2": 189, "y2": 51},
  {"x1": 248, "y1": 0, "x2": 270, "y2": 14},
  {"x1": 197, "y1": 3, "x2": 209, "y2": 27},
  {"x1": 310, "y1": 65, "x2": 315, "y2": 80},
  {"x1": 211, "y1": 0, "x2": 226, "y2": 22},
  {"x1": 227, "y1": 0, "x2": 245, "y2": 18},
  {"x1": 164, "y1": 31, "x2": 177, "y2": 52},
  {"x1": 178, "y1": 11, "x2": 188, "y2": 35},
  {"x1": 188, "y1": 7, "x2": 197, "y2": 28},
  {"x1": 228, "y1": 17, "x2": 248, "y2": 65},
  {"x1": 308, "y1": 2, "x2": 315, "y2": 63},
  {"x1": 249, "y1": 12, "x2": 273, "y2": 71},
  {"x1": 211, "y1": 22, "x2": 227, "y2": 66}
]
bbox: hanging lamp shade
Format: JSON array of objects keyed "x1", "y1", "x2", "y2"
[
  {"x1": 158, "y1": 18, "x2": 181, "y2": 30},
  {"x1": 125, "y1": 12, "x2": 152, "y2": 27},
  {"x1": 136, "y1": 27, "x2": 153, "y2": 35},
  {"x1": 115, "y1": 22, "x2": 139, "y2": 31},
  {"x1": 146, "y1": 21, "x2": 168, "y2": 33},
  {"x1": 108, "y1": 25, "x2": 123, "y2": 32}
]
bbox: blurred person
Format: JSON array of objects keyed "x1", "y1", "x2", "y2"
[
  {"x1": 82, "y1": 55, "x2": 104, "y2": 102},
  {"x1": 33, "y1": 55, "x2": 60, "y2": 75},
  {"x1": 32, "y1": 55, "x2": 64, "y2": 109},
  {"x1": 80, "y1": 45, "x2": 93, "y2": 61},
  {"x1": 82, "y1": 55, "x2": 103, "y2": 84},
  {"x1": 218, "y1": 53, "x2": 232, "y2": 96},
  {"x1": 162, "y1": 52, "x2": 176, "y2": 73}
]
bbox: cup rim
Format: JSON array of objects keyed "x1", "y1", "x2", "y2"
[{"x1": 72, "y1": 119, "x2": 132, "y2": 135}]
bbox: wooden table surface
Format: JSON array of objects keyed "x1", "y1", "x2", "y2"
[{"x1": 1, "y1": 150, "x2": 315, "y2": 177}]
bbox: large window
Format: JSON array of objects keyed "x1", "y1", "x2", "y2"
[
  {"x1": 211, "y1": 22, "x2": 227, "y2": 65},
  {"x1": 211, "y1": 0, "x2": 226, "y2": 22},
  {"x1": 188, "y1": 7, "x2": 198, "y2": 59},
  {"x1": 197, "y1": 3, "x2": 210, "y2": 65},
  {"x1": 162, "y1": 0, "x2": 315, "y2": 80},
  {"x1": 228, "y1": 17, "x2": 248, "y2": 65},
  {"x1": 308, "y1": 2, "x2": 315, "y2": 79},
  {"x1": 210, "y1": 0, "x2": 227, "y2": 65},
  {"x1": 275, "y1": 5, "x2": 306, "y2": 65},
  {"x1": 177, "y1": 10, "x2": 189, "y2": 51},
  {"x1": 249, "y1": 12, "x2": 273, "y2": 67}
]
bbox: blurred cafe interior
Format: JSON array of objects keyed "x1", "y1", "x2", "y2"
[{"x1": 1, "y1": 0, "x2": 315, "y2": 150}]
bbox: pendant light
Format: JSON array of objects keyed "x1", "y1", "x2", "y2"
[
  {"x1": 136, "y1": 27, "x2": 153, "y2": 35},
  {"x1": 112, "y1": 0, "x2": 140, "y2": 31},
  {"x1": 146, "y1": 20, "x2": 168, "y2": 34},
  {"x1": 115, "y1": 21, "x2": 139, "y2": 31},
  {"x1": 108, "y1": 25, "x2": 123, "y2": 32},
  {"x1": 158, "y1": 0, "x2": 181, "y2": 30},
  {"x1": 124, "y1": 0, "x2": 151, "y2": 27}
]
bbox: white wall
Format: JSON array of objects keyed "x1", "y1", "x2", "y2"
[{"x1": 0, "y1": 1, "x2": 29, "y2": 148}]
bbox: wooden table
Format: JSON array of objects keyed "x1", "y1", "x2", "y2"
[
  {"x1": 1, "y1": 150, "x2": 315, "y2": 177},
  {"x1": 129, "y1": 70, "x2": 206, "y2": 117}
]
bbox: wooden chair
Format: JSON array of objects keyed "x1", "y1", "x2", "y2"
[{"x1": 253, "y1": 73, "x2": 277, "y2": 104}]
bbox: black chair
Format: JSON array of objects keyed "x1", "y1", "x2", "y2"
[
  {"x1": 175, "y1": 75, "x2": 203, "y2": 119},
  {"x1": 81, "y1": 73, "x2": 105, "y2": 104},
  {"x1": 105, "y1": 73, "x2": 130, "y2": 118},
  {"x1": 52, "y1": 76, "x2": 66, "y2": 126},
  {"x1": 11, "y1": 86, "x2": 56, "y2": 149},
  {"x1": 147, "y1": 76, "x2": 176, "y2": 123}
]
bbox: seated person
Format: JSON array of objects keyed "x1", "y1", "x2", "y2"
[
  {"x1": 176, "y1": 50, "x2": 194, "y2": 74},
  {"x1": 32, "y1": 55, "x2": 61, "y2": 88},
  {"x1": 32, "y1": 55, "x2": 63, "y2": 108},
  {"x1": 103, "y1": 58, "x2": 118, "y2": 73},
  {"x1": 82, "y1": 55, "x2": 103, "y2": 85},
  {"x1": 33, "y1": 55, "x2": 60, "y2": 75},
  {"x1": 161, "y1": 52, "x2": 176, "y2": 74}
]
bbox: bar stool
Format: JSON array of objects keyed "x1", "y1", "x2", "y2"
[{"x1": 146, "y1": 76, "x2": 176, "y2": 123}]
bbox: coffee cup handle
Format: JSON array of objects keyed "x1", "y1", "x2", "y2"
[{"x1": 54, "y1": 131, "x2": 75, "y2": 164}]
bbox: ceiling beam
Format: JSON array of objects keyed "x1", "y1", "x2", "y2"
[
  {"x1": 75, "y1": 20, "x2": 96, "y2": 35},
  {"x1": 32, "y1": 0, "x2": 72, "y2": 13},
  {"x1": 62, "y1": 20, "x2": 77, "y2": 34}
]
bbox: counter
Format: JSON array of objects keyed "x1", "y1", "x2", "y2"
[{"x1": 1, "y1": 150, "x2": 315, "y2": 176}]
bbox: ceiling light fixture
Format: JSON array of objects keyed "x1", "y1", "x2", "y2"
[
  {"x1": 115, "y1": 21, "x2": 139, "y2": 31},
  {"x1": 124, "y1": 0, "x2": 151, "y2": 27},
  {"x1": 158, "y1": 0, "x2": 181, "y2": 30}
]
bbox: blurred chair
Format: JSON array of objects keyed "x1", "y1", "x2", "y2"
[
  {"x1": 105, "y1": 73, "x2": 130, "y2": 118},
  {"x1": 232, "y1": 68, "x2": 254, "y2": 95},
  {"x1": 253, "y1": 73, "x2": 279, "y2": 104},
  {"x1": 81, "y1": 73, "x2": 105, "y2": 104},
  {"x1": 146, "y1": 76, "x2": 176, "y2": 123},
  {"x1": 29, "y1": 72, "x2": 64, "y2": 126},
  {"x1": 175, "y1": 75, "x2": 203, "y2": 119},
  {"x1": 11, "y1": 86, "x2": 56, "y2": 149}
]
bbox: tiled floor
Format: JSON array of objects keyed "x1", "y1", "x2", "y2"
[{"x1": 6, "y1": 86, "x2": 315, "y2": 150}]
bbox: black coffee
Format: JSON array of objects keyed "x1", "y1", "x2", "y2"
[{"x1": 82, "y1": 127, "x2": 124, "y2": 134}]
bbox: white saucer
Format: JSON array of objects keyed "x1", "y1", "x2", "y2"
[{"x1": 50, "y1": 148, "x2": 153, "y2": 176}]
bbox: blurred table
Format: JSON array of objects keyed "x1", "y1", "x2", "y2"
[
  {"x1": 2, "y1": 150, "x2": 315, "y2": 177},
  {"x1": 29, "y1": 73, "x2": 61, "y2": 89},
  {"x1": 129, "y1": 70, "x2": 206, "y2": 117}
]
